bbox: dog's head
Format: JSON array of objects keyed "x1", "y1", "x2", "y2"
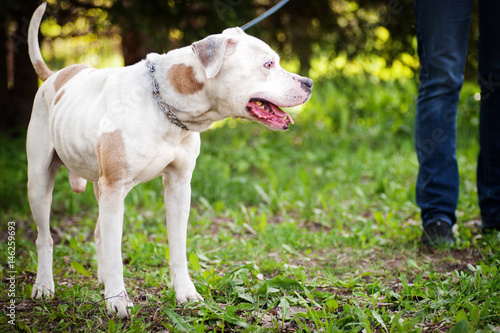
[{"x1": 191, "y1": 28, "x2": 313, "y2": 130}]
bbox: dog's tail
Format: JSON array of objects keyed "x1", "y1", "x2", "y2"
[{"x1": 28, "y1": 2, "x2": 54, "y2": 82}]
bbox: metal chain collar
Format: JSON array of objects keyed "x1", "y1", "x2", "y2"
[{"x1": 145, "y1": 59, "x2": 188, "y2": 130}]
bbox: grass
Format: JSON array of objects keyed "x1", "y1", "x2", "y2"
[{"x1": 1, "y1": 77, "x2": 499, "y2": 332}]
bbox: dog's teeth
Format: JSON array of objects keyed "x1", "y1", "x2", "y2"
[{"x1": 255, "y1": 101, "x2": 262, "y2": 106}]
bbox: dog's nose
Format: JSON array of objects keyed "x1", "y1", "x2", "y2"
[{"x1": 300, "y1": 77, "x2": 313, "y2": 91}]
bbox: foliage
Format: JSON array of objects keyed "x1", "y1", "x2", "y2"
[
  {"x1": 29, "y1": 0, "x2": 480, "y2": 76},
  {"x1": 40, "y1": 0, "x2": 414, "y2": 75},
  {"x1": 1, "y1": 78, "x2": 499, "y2": 332},
  {"x1": 0, "y1": 0, "x2": 482, "y2": 130},
  {"x1": 0, "y1": 133, "x2": 28, "y2": 215}
]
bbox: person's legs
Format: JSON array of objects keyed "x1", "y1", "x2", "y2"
[
  {"x1": 414, "y1": 0, "x2": 472, "y2": 241},
  {"x1": 477, "y1": 0, "x2": 500, "y2": 231}
]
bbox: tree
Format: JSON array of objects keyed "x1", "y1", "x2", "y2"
[
  {"x1": 0, "y1": 0, "x2": 40, "y2": 133},
  {"x1": 0, "y1": 0, "x2": 479, "y2": 133}
]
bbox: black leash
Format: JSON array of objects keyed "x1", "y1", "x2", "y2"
[{"x1": 241, "y1": 0, "x2": 291, "y2": 31}]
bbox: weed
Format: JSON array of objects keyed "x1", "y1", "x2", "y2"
[{"x1": 1, "y1": 79, "x2": 499, "y2": 332}]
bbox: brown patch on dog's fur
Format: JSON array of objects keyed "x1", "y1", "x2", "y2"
[
  {"x1": 34, "y1": 60, "x2": 54, "y2": 82},
  {"x1": 95, "y1": 130, "x2": 128, "y2": 187},
  {"x1": 54, "y1": 89, "x2": 65, "y2": 106},
  {"x1": 54, "y1": 64, "x2": 89, "y2": 92},
  {"x1": 168, "y1": 64, "x2": 204, "y2": 95}
]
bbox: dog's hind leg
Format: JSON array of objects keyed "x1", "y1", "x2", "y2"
[{"x1": 27, "y1": 109, "x2": 62, "y2": 299}]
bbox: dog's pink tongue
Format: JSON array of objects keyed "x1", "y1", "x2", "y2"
[
  {"x1": 247, "y1": 100, "x2": 294, "y2": 130},
  {"x1": 269, "y1": 103, "x2": 294, "y2": 125}
]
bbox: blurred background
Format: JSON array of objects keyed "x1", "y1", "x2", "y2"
[
  {"x1": 0, "y1": 0, "x2": 480, "y2": 132},
  {"x1": 0, "y1": 0, "x2": 482, "y2": 219},
  {"x1": 0, "y1": 4, "x2": 493, "y2": 330}
]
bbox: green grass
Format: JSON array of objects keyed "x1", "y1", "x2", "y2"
[{"x1": 1, "y1": 78, "x2": 499, "y2": 332}]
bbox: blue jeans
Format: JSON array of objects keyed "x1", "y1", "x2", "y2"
[{"x1": 414, "y1": 0, "x2": 500, "y2": 229}]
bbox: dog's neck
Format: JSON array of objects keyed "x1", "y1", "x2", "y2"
[
  {"x1": 145, "y1": 52, "x2": 226, "y2": 133},
  {"x1": 145, "y1": 57, "x2": 188, "y2": 130}
]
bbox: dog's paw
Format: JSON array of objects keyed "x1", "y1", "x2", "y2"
[
  {"x1": 105, "y1": 291, "x2": 134, "y2": 318},
  {"x1": 174, "y1": 281, "x2": 204, "y2": 303},
  {"x1": 31, "y1": 279, "x2": 55, "y2": 299}
]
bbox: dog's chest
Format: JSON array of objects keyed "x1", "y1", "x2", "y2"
[{"x1": 129, "y1": 142, "x2": 179, "y2": 183}]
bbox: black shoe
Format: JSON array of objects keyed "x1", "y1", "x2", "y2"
[{"x1": 421, "y1": 220, "x2": 455, "y2": 247}]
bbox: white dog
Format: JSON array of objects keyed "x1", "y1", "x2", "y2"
[{"x1": 27, "y1": 2, "x2": 312, "y2": 317}]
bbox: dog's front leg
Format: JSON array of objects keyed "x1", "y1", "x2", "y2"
[
  {"x1": 93, "y1": 182, "x2": 105, "y2": 284},
  {"x1": 97, "y1": 183, "x2": 133, "y2": 318},
  {"x1": 163, "y1": 174, "x2": 203, "y2": 303}
]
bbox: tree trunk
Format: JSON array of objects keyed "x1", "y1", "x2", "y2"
[
  {"x1": 119, "y1": 0, "x2": 147, "y2": 66},
  {"x1": 122, "y1": 28, "x2": 145, "y2": 66},
  {"x1": 0, "y1": 1, "x2": 39, "y2": 135}
]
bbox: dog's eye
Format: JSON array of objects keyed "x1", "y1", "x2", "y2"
[{"x1": 264, "y1": 61, "x2": 274, "y2": 69}]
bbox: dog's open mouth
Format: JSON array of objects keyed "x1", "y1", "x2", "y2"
[{"x1": 246, "y1": 98, "x2": 294, "y2": 130}]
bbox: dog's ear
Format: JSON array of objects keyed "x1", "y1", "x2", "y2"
[
  {"x1": 222, "y1": 27, "x2": 245, "y2": 35},
  {"x1": 192, "y1": 35, "x2": 237, "y2": 79}
]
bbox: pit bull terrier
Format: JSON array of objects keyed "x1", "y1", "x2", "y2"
[{"x1": 27, "y1": 2, "x2": 312, "y2": 317}]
